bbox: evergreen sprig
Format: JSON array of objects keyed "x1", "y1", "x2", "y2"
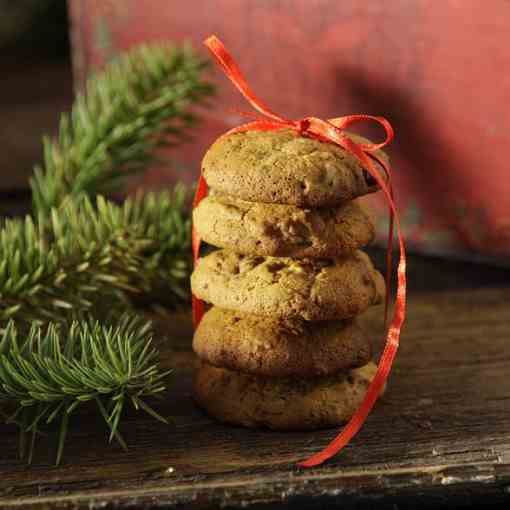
[
  {"x1": 0, "y1": 42, "x2": 208, "y2": 464},
  {"x1": 0, "y1": 189, "x2": 191, "y2": 327},
  {"x1": 30, "y1": 43, "x2": 213, "y2": 215},
  {"x1": 0, "y1": 315, "x2": 169, "y2": 465}
]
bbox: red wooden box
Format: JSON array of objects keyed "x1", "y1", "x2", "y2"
[{"x1": 69, "y1": 0, "x2": 510, "y2": 262}]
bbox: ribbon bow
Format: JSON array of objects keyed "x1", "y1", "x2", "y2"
[{"x1": 192, "y1": 35, "x2": 407, "y2": 468}]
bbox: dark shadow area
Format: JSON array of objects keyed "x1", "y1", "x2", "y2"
[
  {"x1": 0, "y1": 0, "x2": 69, "y2": 59},
  {"x1": 335, "y1": 66, "x2": 489, "y2": 252},
  {"x1": 0, "y1": 0, "x2": 73, "y2": 191},
  {"x1": 334, "y1": 65, "x2": 509, "y2": 291}
]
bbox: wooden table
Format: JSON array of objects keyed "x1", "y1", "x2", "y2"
[{"x1": 0, "y1": 251, "x2": 509, "y2": 509}]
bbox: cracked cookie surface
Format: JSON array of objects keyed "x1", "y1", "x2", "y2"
[
  {"x1": 194, "y1": 361, "x2": 380, "y2": 430},
  {"x1": 193, "y1": 307, "x2": 371, "y2": 378},
  {"x1": 191, "y1": 249, "x2": 385, "y2": 320},
  {"x1": 202, "y1": 129, "x2": 388, "y2": 207},
  {"x1": 193, "y1": 195, "x2": 375, "y2": 258}
]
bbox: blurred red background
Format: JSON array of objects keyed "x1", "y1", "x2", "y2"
[{"x1": 70, "y1": 0, "x2": 510, "y2": 262}]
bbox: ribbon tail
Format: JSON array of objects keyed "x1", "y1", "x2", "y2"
[
  {"x1": 298, "y1": 142, "x2": 406, "y2": 468},
  {"x1": 385, "y1": 183, "x2": 395, "y2": 327},
  {"x1": 205, "y1": 35, "x2": 287, "y2": 124}
]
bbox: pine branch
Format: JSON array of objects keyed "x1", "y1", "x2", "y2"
[
  {"x1": 30, "y1": 43, "x2": 213, "y2": 215},
  {"x1": 0, "y1": 42, "x2": 205, "y2": 464},
  {"x1": 0, "y1": 189, "x2": 191, "y2": 327},
  {"x1": 0, "y1": 315, "x2": 170, "y2": 464}
]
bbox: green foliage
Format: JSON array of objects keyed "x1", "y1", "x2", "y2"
[
  {"x1": 0, "y1": 315, "x2": 169, "y2": 465},
  {"x1": 0, "y1": 189, "x2": 191, "y2": 327},
  {"x1": 0, "y1": 42, "x2": 207, "y2": 464},
  {"x1": 30, "y1": 43, "x2": 213, "y2": 215}
]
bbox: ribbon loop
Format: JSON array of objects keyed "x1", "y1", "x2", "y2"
[
  {"x1": 194, "y1": 35, "x2": 407, "y2": 468},
  {"x1": 329, "y1": 115, "x2": 394, "y2": 151}
]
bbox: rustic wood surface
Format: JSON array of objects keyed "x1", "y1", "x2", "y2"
[{"x1": 0, "y1": 253, "x2": 509, "y2": 509}]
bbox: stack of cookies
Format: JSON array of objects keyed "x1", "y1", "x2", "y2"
[{"x1": 191, "y1": 128, "x2": 387, "y2": 430}]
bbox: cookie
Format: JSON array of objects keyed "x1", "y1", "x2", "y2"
[
  {"x1": 191, "y1": 249, "x2": 385, "y2": 320},
  {"x1": 193, "y1": 307, "x2": 371, "y2": 378},
  {"x1": 194, "y1": 361, "x2": 380, "y2": 430},
  {"x1": 193, "y1": 194, "x2": 375, "y2": 258},
  {"x1": 202, "y1": 129, "x2": 388, "y2": 207}
]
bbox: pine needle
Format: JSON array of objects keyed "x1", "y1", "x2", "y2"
[{"x1": 0, "y1": 315, "x2": 168, "y2": 464}]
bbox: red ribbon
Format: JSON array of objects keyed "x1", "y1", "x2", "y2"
[{"x1": 192, "y1": 35, "x2": 407, "y2": 468}]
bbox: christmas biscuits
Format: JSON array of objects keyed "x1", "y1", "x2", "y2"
[
  {"x1": 193, "y1": 195, "x2": 375, "y2": 257},
  {"x1": 193, "y1": 307, "x2": 371, "y2": 378},
  {"x1": 191, "y1": 127, "x2": 388, "y2": 431},
  {"x1": 202, "y1": 129, "x2": 388, "y2": 206},
  {"x1": 191, "y1": 249, "x2": 385, "y2": 320},
  {"x1": 195, "y1": 362, "x2": 380, "y2": 430}
]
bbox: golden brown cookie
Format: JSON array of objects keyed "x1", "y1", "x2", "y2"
[
  {"x1": 202, "y1": 129, "x2": 388, "y2": 207},
  {"x1": 191, "y1": 249, "x2": 385, "y2": 320},
  {"x1": 193, "y1": 195, "x2": 375, "y2": 258},
  {"x1": 193, "y1": 307, "x2": 371, "y2": 378},
  {"x1": 194, "y1": 361, "x2": 380, "y2": 430}
]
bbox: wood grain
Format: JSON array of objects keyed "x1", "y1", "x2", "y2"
[{"x1": 1, "y1": 284, "x2": 509, "y2": 509}]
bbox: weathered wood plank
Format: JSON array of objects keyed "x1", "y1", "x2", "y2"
[{"x1": 0, "y1": 286, "x2": 509, "y2": 509}]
